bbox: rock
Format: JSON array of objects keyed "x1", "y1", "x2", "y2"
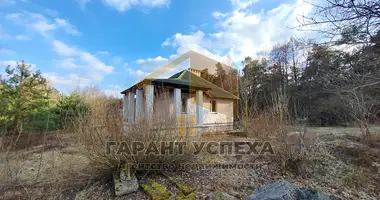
[
  {"x1": 164, "y1": 174, "x2": 194, "y2": 195},
  {"x1": 207, "y1": 192, "x2": 237, "y2": 200},
  {"x1": 298, "y1": 188, "x2": 340, "y2": 200},
  {"x1": 113, "y1": 165, "x2": 139, "y2": 196},
  {"x1": 176, "y1": 192, "x2": 197, "y2": 200},
  {"x1": 140, "y1": 179, "x2": 173, "y2": 200},
  {"x1": 114, "y1": 193, "x2": 138, "y2": 200},
  {"x1": 245, "y1": 180, "x2": 341, "y2": 200},
  {"x1": 245, "y1": 180, "x2": 298, "y2": 200}
]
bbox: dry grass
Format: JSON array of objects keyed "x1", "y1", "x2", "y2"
[
  {"x1": 0, "y1": 131, "x2": 94, "y2": 199},
  {"x1": 0, "y1": 88, "x2": 198, "y2": 199},
  {"x1": 2, "y1": 87, "x2": 378, "y2": 199},
  {"x1": 244, "y1": 112, "x2": 284, "y2": 139},
  {"x1": 71, "y1": 89, "x2": 197, "y2": 174},
  {"x1": 241, "y1": 93, "x2": 328, "y2": 175}
]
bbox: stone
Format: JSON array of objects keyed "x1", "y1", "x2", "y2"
[
  {"x1": 245, "y1": 180, "x2": 298, "y2": 200},
  {"x1": 113, "y1": 166, "x2": 139, "y2": 196},
  {"x1": 298, "y1": 188, "x2": 341, "y2": 200},
  {"x1": 165, "y1": 175, "x2": 194, "y2": 195},
  {"x1": 245, "y1": 180, "x2": 341, "y2": 200},
  {"x1": 207, "y1": 192, "x2": 237, "y2": 200},
  {"x1": 176, "y1": 192, "x2": 197, "y2": 200},
  {"x1": 140, "y1": 179, "x2": 173, "y2": 200}
]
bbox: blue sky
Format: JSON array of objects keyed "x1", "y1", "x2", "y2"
[{"x1": 0, "y1": 0, "x2": 313, "y2": 96}]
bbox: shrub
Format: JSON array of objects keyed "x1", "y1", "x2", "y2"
[
  {"x1": 55, "y1": 92, "x2": 90, "y2": 130},
  {"x1": 24, "y1": 108, "x2": 61, "y2": 132}
]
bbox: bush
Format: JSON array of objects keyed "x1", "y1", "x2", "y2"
[
  {"x1": 55, "y1": 92, "x2": 90, "y2": 131},
  {"x1": 24, "y1": 108, "x2": 61, "y2": 132}
]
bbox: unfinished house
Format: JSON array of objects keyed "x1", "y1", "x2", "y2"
[{"x1": 121, "y1": 50, "x2": 238, "y2": 135}]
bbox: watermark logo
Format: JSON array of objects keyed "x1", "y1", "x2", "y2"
[
  {"x1": 122, "y1": 163, "x2": 267, "y2": 171},
  {"x1": 106, "y1": 141, "x2": 274, "y2": 155}
]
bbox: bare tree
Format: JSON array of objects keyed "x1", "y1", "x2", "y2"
[
  {"x1": 338, "y1": 79, "x2": 380, "y2": 139},
  {"x1": 298, "y1": 0, "x2": 380, "y2": 44}
]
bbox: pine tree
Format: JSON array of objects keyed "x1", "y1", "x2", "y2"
[{"x1": 1, "y1": 61, "x2": 49, "y2": 134}]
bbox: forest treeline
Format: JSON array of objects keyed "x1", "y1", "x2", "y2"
[
  {"x1": 201, "y1": 0, "x2": 380, "y2": 137},
  {"x1": 201, "y1": 34, "x2": 379, "y2": 129}
]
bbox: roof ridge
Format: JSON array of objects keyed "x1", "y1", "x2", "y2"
[
  {"x1": 168, "y1": 69, "x2": 188, "y2": 80},
  {"x1": 177, "y1": 70, "x2": 187, "y2": 80}
]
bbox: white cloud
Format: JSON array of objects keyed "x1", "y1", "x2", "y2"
[
  {"x1": 54, "y1": 18, "x2": 81, "y2": 35},
  {"x1": 1, "y1": 60, "x2": 18, "y2": 67},
  {"x1": 162, "y1": 31, "x2": 210, "y2": 48},
  {"x1": 124, "y1": 65, "x2": 149, "y2": 84},
  {"x1": 132, "y1": 55, "x2": 189, "y2": 79},
  {"x1": 162, "y1": 0, "x2": 314, "y2": 63},
  {"x1": 43, "y1": 72, "x2": 91, "y2": 88},
  {"x1": 31, "y1": 19, "x2": 57, "y2": 36},
  {"x1": 44, "y1": 8, "x2": 59, "y2": 17},
  {"x1": 212, "y1": 11, "x2": 227, "y2": 19},
  {"x1": 6, "y1": 11, "x2": 80, "y2": 37},
  {"x1": 104, "y1": 89, "x2": 123, "y2": 98},
  {"x1": 108, "y1": 84, "x2": 122, "y2": 90},
  {"x1": 134, "y1": 55, "x2": 189, "y2": 79},
  {"x1": 54, "y1": 58, "x2": 79, "y2": 69},
  {"x1": 113, "y1": 56, "x2": 123, "y2": 64},
  {"x1": 0, "y1": 0, "x2": 18, "y2": 6},
  {"x1": 80, "y1": 52, "x2": 114, "y2": 74},
  {"x1": 43, "y1": 39, "x2": 114, "y2": 90},
  {"x1": 53, "y1": 40, "x2": 78, "y2": 56},
  {"x1": 101, "y1": 0, "x2": 171, "y2": 12},
  {"x1": 1, "y1": 0, "x2": 27, "y2": 4},
  {"x1": 1, "y1": 60, "x2": 37, "y2": 70},
  {"x1": 104, "y1": 84, "x2": 123, "y2": 98},
  {"x1": 0, "y1": 49, "x2": 16, "y2": 55},
  {"x1": 123, "y1": 63, "x2": 150, "y2": 85},
  {"x1": 162, "y1": 31, "x2": 215, "y2": 57},
  {"x1": 6, "y1": 12, "x2": 57, "y2": 37},
  {"x1": 135, "y1": 55, "x2": 168, "y2": 70},
  {"x1": 169, "y1": 54, "x2": 178, "y2": 59},
  {"x1": 52, "y1": 40, "x2": 114, "y2": 81},
  {"x1": 162, "y1": 31, "x2": 227, "y2": 62},
  {"x1": 158, "y1": 58, "x2": 189, "y2": 78},
  {"x1": 3, "y1": 9, "x2": 111, "y2": 91},
  {"x1": 5, "y1": 13, "x2": 21, "y2": 21},
  {"x1": 96, "y1": 51, "x2": 110, "y2": 55},
  {"x1": 126, "y1": 67, "x2": 149, "y2": 77},
  {"x1": 230, "y1": 0, "x2": 259, "y2": 10},
  {"x1": 15, "y1": 34, "x2": 30, "y2": 40},
  {"x1": 76, "y1": 0, "x2": 92, "y2": 10}
]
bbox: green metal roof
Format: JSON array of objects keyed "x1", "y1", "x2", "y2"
[
  {"x1": 121, "y1": 70, "x2": 238, "y2": 100},
  {"x1": 165, "y1": 70, "x2": 238, "y2": 100}
]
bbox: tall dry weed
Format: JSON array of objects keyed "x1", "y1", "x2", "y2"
[{"x1": 242, "y1": 91, "x2": 326, "y2": 175}]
